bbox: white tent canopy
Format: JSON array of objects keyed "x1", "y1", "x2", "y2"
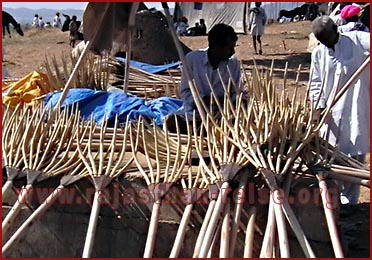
[
  {"x1": 174, "y1": 2, "x2": 307, "y2": 34},
  {"x1": 174, "y1": 2, "x2": 250, "y2": 34}
]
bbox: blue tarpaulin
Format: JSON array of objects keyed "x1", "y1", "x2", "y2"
[
  {"x1": 116, "y1": 57, "x2": 181, "y2": 74},
  {"x1": 44, "y1": 88, "x2": 183, "y2": 127}
]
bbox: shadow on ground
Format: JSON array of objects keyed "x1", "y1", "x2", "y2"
[
  {"x1": 242, "y1": 52, "x2": 311, "y2": 83},
  {"x1": 339, "y1": 203, "x2": 370, "y2": 258}
]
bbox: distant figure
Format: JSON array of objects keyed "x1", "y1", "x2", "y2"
[
  {"x1": 338, "y1": 5, "x2": 369, "y2": 33},
  {"x1": 69, "y1": 15, "x2": 79, "y2": 47},
  {"x1": 2, "y1": 11, "x2": 24, "y2": 38},
  {"x1": 32, "y1": 14, "x2": 39, "y2": 27},
  {"x1": 44, "y1": 22, "x2": 52, "y2": 28},
  {"x1": 197, "y1": 18, "x2": 207, "y2": 35},
  {"x1": 186, "y1": 22, "x2": 199, "y2": 36},
  {"x1": 175, "y1": 16, "x2": 188, "y2": 36},
  {"x1": 61, "y1": 14, "x2": 71, "y2": 32},
  {"x1": 53, "y1": 12, "x2": 62, "y2": 29},
  {"x1": 186, "y1": 19, "x2": 207, "y2": 36},
  {"x1": 38, "y1": 17, "x2": 45, "y2": 28},
  {"x1": 249, "y1": 2, "x2": 267, "y2": 55}
]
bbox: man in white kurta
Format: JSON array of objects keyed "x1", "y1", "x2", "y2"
[
  {"x1": 310, "y1": 16, "x2": 370, "y2": 205},
  {"x1": 165, "y1": 23, "x2": 241, "y2": 133},
  {"x1": 179, "y1": 49, "x2": 241, "y2": 119}
]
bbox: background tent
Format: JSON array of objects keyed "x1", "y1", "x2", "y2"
[
  {"x1": 174, "y1": 2, "x2": 307, "y2": 34},
  {"x1": 174, "y1": 2, "x2": 250, "y2": 34}
]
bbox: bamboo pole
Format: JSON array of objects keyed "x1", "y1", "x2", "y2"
[
  {"x1": 193, "y1": 199, "x2": 216, "y2": 257},
  {"x1": 2, "y1": 179, "x2": 38, "y2": 244},
  {"x1": 219, "y1": 198, "x2": 231, "y2": 258},
  {"x1": 273, "y1": 189, "x2": 290, "y2": 258},
  {"x1": 259, "y1": 197, "x2": 276, "y2": 258},
  {"x1": 243, "y1": 206, "x2": 256, "y2": 258},
  {"x1": 199, "y1": 181, "x2": 230, "y2": 258},
  {"x1": 317, "y1": 173, "x2": 344, "y2": 258},
  {"x1": 169, "y1": 203, "x2": 193, "y2": 258},
  {"x1": 82, "y1": 178, "x2": 112, "y2": 258},
  {"x1": 169, "y1": 187, "x2": 204, "y2": 258},
  {"x1": 229, "y1": 173, "x2": 248, "y2": 257},
  {"x1": 123, "y1": 2, "x2": 139, "y2": 92}
]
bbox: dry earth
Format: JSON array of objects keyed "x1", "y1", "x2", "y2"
[{"x1": 2, "y1": 20, "x2": 370, "y2": 257}]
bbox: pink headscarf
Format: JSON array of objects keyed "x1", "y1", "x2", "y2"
[{"x1": 341, "y1": 5, "x2": 361, "y2": 19}]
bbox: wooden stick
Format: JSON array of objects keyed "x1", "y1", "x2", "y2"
[
  {"x1": 243, "y1": 206, "x2": 256, "y2": 258},
  {"x1": 2, "y1": 169, "x2": 41, "y2": 244},
  {"x1": 329, "y1": 56, "x2": 370, "y2": 109},
  {"x1": 82, "y1": 186, "x2": 105, "y2": 258},
  {"x1": 229, "y1": 173, "x2": 248, "y2": 257},
  {"x1": 219, "y1": 198, "x2": 231, "y2": 258},
  {"x1": 169, "y1": 203, "x2": 193, "y2": 258},
  {"x1": 199, "y1": 181, "x2": 230, "y2": 258},
  {"x1": 317, "y1": 174, "x2": 344, "y2": 258},
  {"x1": 2, "y1": 184, "x2": 34, "y2": 244},
  {"x1": 143, "y1": 199, "x2": 161, "y2": 258},
  {"x1": 2, "y1": 168, "x2": 19, "y2": 201},
  {"x1": 259, "y1": 196, "x2": 276, "y2": 258},
  {"x1": 193, "y1": 199, "x2": 216, "y2": 257},
  {"x1": 123, "y1": 3, "x2": 140, "y2": 92},
  {"x1": 207, "y1": 217, "x2": 223, "y2": 258},
  {"x1": 273, "y1": 189, "x2": 290, "y2": 257},
  {"x1": 328, "y1": 171, "x2": 369, "y2": 187}
]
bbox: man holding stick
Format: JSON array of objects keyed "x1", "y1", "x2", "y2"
[{"x1": 309, "y1": 16, "x2": 370, "y2": 205}]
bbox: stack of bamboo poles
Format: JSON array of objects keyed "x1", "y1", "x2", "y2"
[
  {"x1": 109, "y1": 57, "x2": 181, "y2": 99},
  {"x1": 43, "y1": 52, "x2": 111, "y2": 91},
  {"x1": 1, "y1": 57, "x2": 370, "y2": 258}
]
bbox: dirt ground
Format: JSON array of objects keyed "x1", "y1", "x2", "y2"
[{"x1": 2, "y1": 20, "x2": 370, "y2": 257}]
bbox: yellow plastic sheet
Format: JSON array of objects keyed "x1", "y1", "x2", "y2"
[{"x1": 2, "y1": 71, "x2": 53, "y2": 109}]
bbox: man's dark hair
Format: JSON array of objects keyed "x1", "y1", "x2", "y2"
[{"x1": 208, "y1": 23, "x2": 238, "y2": 48}]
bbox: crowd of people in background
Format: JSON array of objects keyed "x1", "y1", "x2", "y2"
[
  {"x1": 32, "y1": 12, "x2": 63, "y2": 29},
  {"x1": 30, "y1": 12, "x2": 82, "y2": 48}
]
